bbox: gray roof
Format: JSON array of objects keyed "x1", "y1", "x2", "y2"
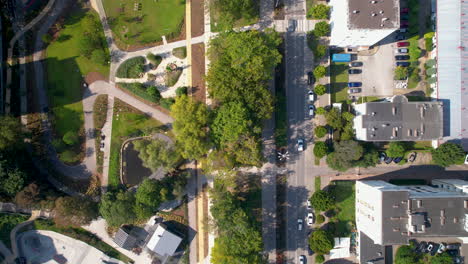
[
  {"x1": 359, "y1": 231, "x2": 386, "y2": 264},
  {"x1": 147, "y1": 224, "x2": 182, "y2": 257},
  {"x1": 114, "y1": 226, "x2": 137, "y2": 250},
  {"x1": 348, "y1": 0, "x2": 400, "y2": 29},
  {"x1": 356, "y1": 96, "x2": 443, "y2": 141}
]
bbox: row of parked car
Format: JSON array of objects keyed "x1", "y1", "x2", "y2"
[
  {"x1": 378, "y1": 152, "x2": 417, "y2": 164},
  {"x1": 395, "y1": 7, "x2": 411, "y2": 67},
  {"x1": 412, "y1": 240, "x2": 463, "y2": 263},
  {"x1": 347, "y1": 61, "x2": 363, "y2": 94}
]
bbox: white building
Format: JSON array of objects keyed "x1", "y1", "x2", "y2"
[{"x1": 330, "y1": 0, "x2": 400, "y2": 49}]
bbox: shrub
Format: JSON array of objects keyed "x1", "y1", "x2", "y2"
[
  {"x1": 394, "y1": 66, "x2": 408, "y2": 80},
  {"x1": 62, "y1": 131, "x2": 79, "y2": 146},
  {"x1": 116, "y1": 56, "x2": 146, "y2": 78},
  {"x1": 432, "y1": 142, "x2": 466, "y2": 167},
  {"x1": 314, "y1": 126, "x2": 327, "y2": 138},
  {"x1": 386, "y1": 142, "x2": 407, "y2": 158},
  {"x1": 313, "y1": 65, "x2": 326, "y2": 79},
  {"x1": 316, "y1": 45, "x2": 327, "y2": 59},
  {"x1": 315, "y1": 84, "x2": 326, "y2": 96},
  {"x1": 176, "y1": 86, "x2": 188, "y2": 96},
  {"x1": 160, "y1": 98, "x2": 176, "y2": 110},
  {"x1": 118, "y1": 83, "x2": 160, "y2": 104},
  {"x1": 146, "y1": 86, "x2": 162, "y2": 103},
  {"x1": 42, "y1": 34, "x2": 52, "y2": 44},
  {"x1": 310, "y1": 190, "x2": 334, "y2": 212},
  {"x1": 310, "y1": 4, "x2": 330, "y2": 19},
  {"x1": 60, "y1": 150, "x2": 79, "y2": 163},
  {"x1": 316, "y1": 107, "x2": 326, "y2": 115},
  {"x1": 308, "y1": 230, "x2": 334, "y2": 254},
  {"x1": 316, "y1": 214, "x2": 325, "y2": 225},
  {"x1": 314, "y1": 141, "x2": 329, "y2": 158},
  {"x1": 315, "y1": 254, "x2": 325, "y2": 263},
  {"x1": 147, "y1": 53, "x2": 162, "y2": 69},
  {"x1": 172, "y1": 47, "x2": 187, "y2": 59},
  {"x1": 314, "y1": 22, "x2": 330, "y2": 37}
]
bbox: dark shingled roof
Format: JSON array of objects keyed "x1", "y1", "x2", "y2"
[
  {"x1": 359, "y1": 231, "x2": 386, "y2": 264},
  {"x1": 348, "y1": 0, "x2": 400, "y2": 29},
  {"x1": 114, "y1": 226, "x2": 137, "y2": 250}
]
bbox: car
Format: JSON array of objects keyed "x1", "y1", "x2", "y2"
[
  {"x1": 393, "y1": 157, "x2": 403, "y2": 163},
  {"x1": 395, "y1": 34, "x2": 406, "y2": 41},
  {"x1": 298, "y1": 219, "x2": 303, "y2": 231},
  {"x1": 400, "y1": 13, "x2": 409, "y2": 20},
  {"x1": 16, "y1": 258, "x2": 26, "y2": 264},
  {"x1": 308, "y1": 90, "x2": 316, "y2": 101},
  {"x1": 400, "y1": 24, "x2": 409, "y2": 28},
  {"x1": 288, "y1": 20, "x2": 296, "y2": 32},
  {"x1": 348, "y1": 69, "x2": 362, "y2": 74},
  {"x1": 397, "y1": 41, "x2": 410, "y2": 47},
  {"x1": 453, "y1": 256, "x2": 463, "y2": 264},
  {"x1": 348, "y1": 82, "x2": 362, "y2": 87},
  {"x1": 297, "y1": 139, "x2": 304, "y2": 152},
  {"x1": 349, "y1": 61, "x2": 363, "y2": 67},
  {"x1": 396, "y1": 61, "x2": 410, "y2": 67},
  {"x1": 396, "y1": 48, "x2": 409, "y2": 53},
  {"x1": 416, "y1": 241, "x2": 428, "y2": 253},
  {"x1": 307, "y1": 200, "x2": 312, "y2": 209},
  {"x1": 307, "y1": 71, "x2": 315, "y2": 85},
  {"x1": 395, "y1": 55, "x2": 410, "y2": 60},
  {"x1": 307, "y1": 212, "x2": 315, "y2": 225},
  {"x1": 399, "y1": 28, "x2": 408, "y2": 33},
  {"x1": 309, "y1": 105, "x2": 315, "y2": 117},
  {"x1": 42, "y1": 106, "x2": 49, "y2": 112},
  {"x1": 447, "y1": 243, "x2": 461, "y2": 250},
  {"x1": 101, "y1": 134, "x2": 106, "y2": 140},
  {"x1": 348, "y1": 88, "x2": 361, "y2": 94},
  {"x1": 465, "y1": 154, "x2": 468, "y2": 165},
  {"x1": 401, "y1": 7, "x2": 409, "y2": 13},
  {"x1": 379, "y1": 152, "x2": 387, "y2": 163},
  {"x1": 437, "y1": 243, "x2": 447, "y2": 254},
  {"x1": 299, "y1": 255, "x2": 306, "y2": 264},
  {"x1": 408, "y1": 152, "x2": 417, "y2": 162},
  {"x1": 446, "y1": 249, "x2": 459, "y2": 257},
  {"x1": 426, "y1": 243, "x2": 434, "y2": 254},
  {"x1": 401, "y1": 21, "x2": 409, "y2": 26},
  {"x1": 384, "y1": 156, "x2": 393, "y2": 164}
]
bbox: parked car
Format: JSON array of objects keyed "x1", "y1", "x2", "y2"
[
  {"x1": 397, "y1": 41, "x2": 410, "y2": 47},
  {"x1": 416, "y1": 241, "x2": 428, "y2": 253},
  {"x1": 447, "y1": 243, "x2": 461, "y2": 250},
  {"x1": 307, "y1": 200, "x2": 312, "y2": 209},
  {"x1": 348, "y1": 82, "x2": 362, "y2": 87},
  {"x1": 348, "y1": 88, "x2": 361, "y2": 94},
  {"x1": 397, "y1": 48, "x2": 409, "y2": 53},
  {"x1": 399, "y1": 28, "x2": 408, "y2": 33},
  {"x1": 349, "y1": 61, "x2": 363, "y2": 67},
  {"x1": 384, "y1": 156, "x2": 393, "y2": 164},
  {"x1": 465, "y1": 154, "x2": 468, "y2": 165},
  {"x1": 426, "y1": 243, "x2": 434, "y2": 254},
  {"x1": 307, "y1": 71, "x2": 315, "y2": 85},
  {"x1": 288, "y1": 19, "x2": 296, "y2": 32},
  {"x1": 297, "y1": 139, "x2": 304, "y2": 152},
  {"x1": 393, "y1": 157, "x2": 403, "y2": 163},
  {"x1": 453, "y1": 256, "x2": 463, "y2": 264},
  {"x1": 447, "y1": 249, "x2": 459, "y2": 257},
  {"x1": 396, "y1": 61, "x2": 410, "y2": 67},
  {"x1": 401, "y1": 13, "x2": 409, "y2": 20},
  {"x1": 395, "y1": 55, "x2": 410, "y2": 60},
  {"x1": 308, "y1": 90, "x2": 315, "y2": 101},
  {"x1": 437, "y1": 243, "x2": 447, "y2": 254},
  {"x1": 307, "y1": 212, "x2": 315, "y2": 225},
  {"x1": 401, "y1": 7, "x2": 409, "y2": 13},
  {"x1": 298, "y1": 219, "x2": 303, "y2": 231},
  {"x1": 379, "y1": 152, "x2": 387, "y2": 163},
  {"x1": 299, "y1": 255, "x2": 306, "y2": 264},
  {"x1": 395, "y1": 34, "x2": 406, "y2": 41},
  {"x1": 408, "y1": 152, "x2": 417, "y2": 162},
  {"x1": 401, "y1": 21, "x2": 409, "y2": 26},
  {"x1": 400, "y1": 24, "x2": 409, "y2": 28},
  {"x1": 309, "y1": 105, "x2": 315, "y2": 117},
  {"x1": 348, "y1": 69, "x2": 362, "y2": 74}
]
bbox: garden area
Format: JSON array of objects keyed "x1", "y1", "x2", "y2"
[
  {"x1": 0, "y1": 213, "x2": 29, "y2": 249},
  {"x1": 45, "y1": 4, "x2": 109, "y2": 164},
  {"x1": 102, "y1": 0, "x2": 185, "y2": 48},
  {"x1": 330, "y1": 62, "x2": 349, "y2": 103}
]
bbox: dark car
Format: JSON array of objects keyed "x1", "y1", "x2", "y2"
[
  {"x1": 348, "y1": 69, "x2": 362, "y2": 74},
  {"x1": 428, "y1": 243, "x2": 439, "y2": 256},
  {"x1": 348, "y1": 88, "x2": 361, "y2": 94},
  {"x1": 401, "y1": 21, "x2": 409, "y2": 26},
  {"x1": 393, "y1": 157, "x2": 403, "y2": 163},
  {"x1": 401, "y1": 7, "x2": 409, "y2": 13},
  {"x1": 396, "y1": 61, "x2": 410, "y2": 67},
  {"x1": 307, "y1": 71, "x2": 315, "y2": 85},
  {"x1": 447, "y1": 249, "x2": 460, "y2": 257},
  {"x1": 395, "y1": 34, "x2": 406, "y2": 41},
  {"x1": 397, "y1": 41, "x2": 410, "y2": 47},
  {"x1": 349, "y1": 61, "x2": 363, "y2": 67},
  {"x1": 408, "y1": 152, "x2": 417, "y2": 162},
  {"x1": 400, "y1": 13, "x2": 409, "y2": 20},
  {"x1": 416, "y1": 241, "x2": 428, "y2": 253},
  {"x1": 348, "y1": 82, "x2": 362, "y2": 87},
  {"x1": 384, "y1": 156, "x2": 393, "y2": 164},
  {"x1": 395, "y1": 55, "x2": 410, "y2": 60},
  {"x1": 378, "y1": 152, "x2": 387, "y2": 163},
  {"x1": 447, "y1": 243, "x2": 461, "y2": 250}
]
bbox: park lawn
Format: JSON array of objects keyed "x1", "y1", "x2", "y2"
[
  {"x1": 358, "y1": 96, "x2": 380, "y2": 104},
  {"x1": 102, "y1": 0, "x2": 185, "y2": 47},
  {"x1": 108, "y1": 99, "x2": 166, "y2": 187},
  {"x1": 0, "y1": 213, "x2": 29, "y2": 249},
  {"x1": 46, "y1": 7, "x2": 109, "y2": 163},
  {"x1": 330, "y1": 181, "x2": 355, "y2": 237},
  {"x1": 330, "y1": 62, "x2": 349, "y2": 103}
]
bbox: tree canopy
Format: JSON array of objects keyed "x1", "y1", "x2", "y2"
[
  {"x1": 313, "y1": 65, "x2": 327, "y2": 79},
  {"x1": 432, "y1": 142, "x2": 466, "y2": 167},
  {"x1": 133, "y1": 139, "x2": 181, "y2": 172},
  {"x1": 395, "y1": 245, "x2": 420, "y2": 264},
  {"x1": 212, "y1": 101, "x2": 253, "y2": 146},
  {"x1": 308, "y1": 230, "x2": 334, "y2": 254},
  {"x1": 386, "y1": 142, "x2": 407, "y2": 158},
  {"x1": 310, "y1": 4, "x2": 330, "y2": 19},
  {"x1": 134, "y1": 178, "x2": 166, "y2": 219},
  {"x1": 212, "y1": 0, "x2": 257, "y2": 30},
  {"x1": 313, "y1": 141, "x2": 329, "y2": 158},
  {"x1": 99, "y1": 191, "x2": 136, "y2": 227},
  {"x1": 325, "y1": 108, "x2": 344, "y2": 130},
  {"x1": 0, "y1": 116, "x2": 23, "y2": 151},
  {"x1": 314, "y1": 22, "x2": 331, "y2": 37},
  {"x1": 326, "y1": 140, "x2": 363, "y2": 171},
  {"x1": 310, "y1": 190, "x2": 334, "y2": 211},
  {"x1": 0, "y1": 159, "x2": 27, "y2": 197},
  {"x1": 315, "y1": 84, "x2": 326, "y2": 96}
]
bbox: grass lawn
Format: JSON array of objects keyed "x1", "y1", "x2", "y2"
[
  {"x1": 103, "y1": 0, "x2": 185, "y2": 47},
  {"x1": 210, "y1": 3, "x2": 259, "y2": 32},
  {"x1": 46, "y1": 6, "x2": 109, "y2": 164},
  {"x1": 108, "y1": 99, "x2": 167, "y2": 187},
  {"x1": 33, "y1": 219, "x2": 132, "y2": 263},
  {"x1": 330, "y1": 181, "x2": 355, "y2": 237},
  {"x1": 358, "y1": 96, "x2": 381, "y2": 104},
  {"x1": 330, "y1": 62, "x2": 349, "y2": 103},
  {"x1": 0, "y1": 213, "x2": 29, "y2": 249}
]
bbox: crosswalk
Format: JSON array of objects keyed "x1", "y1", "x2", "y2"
[{"x1": 273, "y1": 19, "x2": 317, "y2": 32}]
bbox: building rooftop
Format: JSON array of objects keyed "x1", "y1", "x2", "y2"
[
  {"x1": 348, "y1": 0, "x2": 400, "y2": 29},
  {"x1": 114, "y1": 226, "x2": 137, "y2": 250},
  {"x1": 358, "y1": 231, "x2": 386, "y2": 264},
  {"x1": 354, "y1": 95, "x2": 444, "y2": 141},
  {"x1": 147, "y1": 224, "x2": 182, "y2": 257}
]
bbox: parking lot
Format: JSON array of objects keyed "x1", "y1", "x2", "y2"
[{"x1": 400, "y1": 238, "x2": 466, "y2": 263}]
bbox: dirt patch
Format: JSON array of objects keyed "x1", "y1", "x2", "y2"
[
  {"x1": 191, "y1": 43, "x2": 206, "y2": 102},
  {"x1": 191, "y1": 0, "x2": 204, "y2": 37},
  {"x1": 85, "y1": 72, "x2": 107, "y2": 84}
]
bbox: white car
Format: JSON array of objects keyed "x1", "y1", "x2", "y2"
[
  {"x1": 297, "y1": 139, "x2": 304, "y2": 152},
  {"x1": 297, "y1": 219, "x2": 303, "y2": 231},
  {"x1": 307, "y1": 212, "x2": 315, "y2": 225},
  {"x1": 308, "y1": 105, "x2": 315, "y2": 117},
  {"x1": 307, "y1": 200, "x2": 312, "y2": 209},
  {"x1": 465, "y1": 154, "x2": 468, "y2": 165},
  {"x1": 308, "y1": 90, "x2": 315, "y2": 102},
  {"x1": 299, "y1": 255, "x2": 305, "y2": 264}
]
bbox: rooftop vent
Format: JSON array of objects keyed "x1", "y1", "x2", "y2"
[
  {"x1": 371, "y1": 13, "x2": 377, "y2": 16},
  {"x1": 382, "y1": 17, "x2": 389, "y2": 21},
  {"x1": 379, "y1": 10, "x2": 384, "y2": 14},
  {"x1": 353, "y1": 10, "x2": 359, "y2": 14},
  {"x1": 370, "y1": 0, "x2": 377, "y2": 3},
  {"x1": 372, "y1": 112, "x2": 376, "y2": 116}
]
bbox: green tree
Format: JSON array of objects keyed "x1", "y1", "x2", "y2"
[
  {"x1": 135, "y1": 178, "x2": 165, "y2": 219},
  {"x1": 54, "y1": 197, "x2": 98, "y2": 227},
  {"x1": 99, "y1": 190, "x2": 136, "y2": 227},
  {"x1": 314, "y1": 21, "x2": 331, "y2": 37},
  {"x1": 432, "y1": 142, "x2": 466, "y2": 167},
  {"x1": 316, "y1": 214, "x2": 325, "y2": 224},
  {"x1": 308, "y1": 230, "x2": 334, "y2": 254},
  {"x1": 310, "y1": 190, "x2": 334, "y2": 211},
  {"x1": 315, "y1": 84, "x2": 326, "y2": 96},
  {"x1": 78, "y1": 34, "x2": 99, "y2": 58},
  {"x1": 394, "y1": 66, "x2": 408, "y2": 80},
  {"x1": 0, "y1": 116, "x2": 23, "y2": 151},
  {"x1": 315, "y1": 254, "x2": 325, "y2": 264},
  {"x1": 355, "y1": 143, "x2": 379, "y2": 168},
  {"x1": 430, "y1": 252, "x2": 454, "y2": 264},
  {"x1": 171, "y1": 95, "x2": 210, "y2": 159},
  {"x1": 326, "y1": 140, "x2": 363, "y2": 171},
  {"x1": 176, "y1": 86, "x2": 188, "y2": 96},
  {"x1": 314, "y1": 141, "x2": 329, "y2": 159},
  {"x1": 341, "y1": 123, "x2": 355, "y2": 140},
  {"x1": 224, "y1": 135, "x2": 263, "y2": 167},
  {"x1": 342, "y1": 111, "x2": 355, "y2": 122},
  {"x1": 313, "y1": 65, "x2": 327, "y2": 79},
  {"x1": 316, "y1": 107, "x2": 326, "y2": 115},
  {"x1": 146, "y1": 86, "x2": 161, "y2": 103},
  {"x1": 42, "y1": 34, "x2": 52, "y2": 44},
  {"x1": 310, "y1": 4, "x2": 330, "y2": 19},
  {"x1": 212, "y1": 102, "x2": 252, "y2": 146},
  {"x1": 314, "y1": 126, "x2": 327, "y2": 138},
  {"x1": 0, "y1": 167, "x2": 26, "y2": 196},
  {"x1": 395, "y1": 245, "x2": 420, "y2": 264},
  {"x1": 62, "y1": 131, "x2": 79, "y2": 146},
  {"x1": 386, "y1": 142, "x2": 407, "y2": 158},
  {"x1": 316, "y1": 45, "x2": 327, "y2": 59},
  {"x1": 325, "y1": 108, "x2": 344, "y2": 130},
  {"x1": 133, "y1": 139, "x2": 181, "y2": 172}
]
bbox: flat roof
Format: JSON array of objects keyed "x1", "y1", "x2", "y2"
[
  {"x1": 348, "y1": 0, "x2": 400, "y2": 29},
  {"x1": 147, "y1": 224, "x2": 182, "y2": 257}
]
